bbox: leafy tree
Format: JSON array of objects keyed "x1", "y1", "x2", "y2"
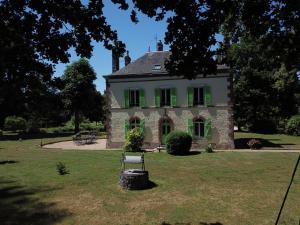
[
  {"x1": 61, "y1": 58, "x2": 97, "y2": 133},
  {"x1": 0, "y1": 0, "x2": 125, "y2": 126},
  {"x1": 3, "y1": 116, "x2": 27, "y2": 132},
  {"x1": 84, "y1": 91, "x2": 105, "y2": 123},
  {"x1": 128, "y1": 0, "x2": 300, "y2": 78},
  {"x1": 228, "y1": 36, "x2": 298, "y2": 132},
  {"x1": 0, "y1": 0, "x2": 126, "y2": 78},
  {"x1": 2, "y1": 0, "x2": 299, "y2": 82}
]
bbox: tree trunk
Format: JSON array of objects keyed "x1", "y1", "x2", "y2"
[{"x1": 74, "y1": 111, "x2": 80, "y2": 134}]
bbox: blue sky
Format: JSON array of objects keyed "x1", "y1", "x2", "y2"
[{"x1": 54, "y1": 1, "x2": 169, "y2": 93}]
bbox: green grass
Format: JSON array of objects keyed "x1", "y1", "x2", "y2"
[
  {"x1": 0, "y1": 135, "x2": 300, "y2": 224},
  {"x1": 234, "y1": 132, "x2": 300, "y2": 149}
]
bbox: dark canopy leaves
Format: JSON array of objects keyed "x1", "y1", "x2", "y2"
[
  {"x1": 129, "y1": 0, "x2": 300, "y2": 78},
  {"x1": 0, "y1": 0, "x2": 125, "y2": 123},
  {"x1": 1, "y1": 0, "x2": 299, "y2": 81}
]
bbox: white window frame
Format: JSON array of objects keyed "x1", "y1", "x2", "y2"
[
  {"x1": 160, "y1": 88, "x2": 171, "y2": 107},
  {"x1": 194, "y1": 119, "x2": 205, "y2": 138},
  {"x1": 130, "y1": 118, "x2": 140, "y2": 129},
  {"x1": 129, "y1": 89, "x2": 140, "y2": 107},
  {"x1": 193, "y1": 87, "x2": 204, "y2": 106}
]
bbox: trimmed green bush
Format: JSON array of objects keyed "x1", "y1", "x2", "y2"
[
  {"x1": 165, "y1": 130, "x2": 192, "y2": 155},
  {"x1": 3, "y1": 116, "x2": 27, "y2": 131},
  {"x1": 286, "y1": 115, "x2": 300, "y2": 136},
  {"x1": 123, "y1": 128, "x2": 144, "y2": 152}
]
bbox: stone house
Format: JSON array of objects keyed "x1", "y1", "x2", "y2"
[{"x1": 104, "y1": 43, "x2": 234, "y2": 149}]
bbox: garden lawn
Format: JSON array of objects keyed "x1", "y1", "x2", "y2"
[
  {"x1": 234, "y1": 132, "x2": 300, "y2": 149},
  {"x1": 0, "y1": 136, "x2": 300, "y2": 225}
]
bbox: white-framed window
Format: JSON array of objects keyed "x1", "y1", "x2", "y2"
[
  {"x1": 193, "y1": 87, "x2": 204, "y2": 106},
  {"x1": 160, "y1": 88, "x2": 171, "y2": 106},
  {"x1": 194, "y1": 118, "x2": 205, "y2": 138},
  {"x1": 130, "y1": 117, "x2": 140, "y2": 129},
  {"x1": 129, "y1": 89, "x2": 140, "y2": 107}
]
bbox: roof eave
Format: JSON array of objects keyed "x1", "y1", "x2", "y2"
[{"x1": 103, "y1": 68, "x2": 230, "y2": 80}]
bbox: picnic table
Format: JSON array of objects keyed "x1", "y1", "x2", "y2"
[{"x1": 72, "y1": 132, "x2": 96, "y2": 145}]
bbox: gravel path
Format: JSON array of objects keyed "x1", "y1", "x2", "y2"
[
  {"x1": 43, "y1": 139, "x2": 110, "y2": 150},
  {"x1": 42, "y1": 139, "x2": 300, "y2": 152}
]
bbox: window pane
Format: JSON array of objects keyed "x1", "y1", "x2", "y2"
[
  {"x1": 130, "y1": 90, "x2": 134, "y2": 106},
  {"x1": 194, "y1": 120, "x2": 205, "y2": 137},
  {"x1": 193, "y1": 88, "x2": 198, "y2": 105},
  {"x1": 160, "y1": 89, "x2": 164, "y2": 106},
  {"x1": 193, "y1": 87, "x2": 204, "y2": 105},
  {"x1": 129, "y1": 90, "x2": 140, "y2": 106},
  {"x1": 200, "y1": 121, "x2": 204, "y2": 137},
  {"x1": 135, "y1": 90, "x2": 140, "y2": 106},
  {"x1": 194, "y1": 122, "x2": 199, "y2": 136},
  {"x1": 160, "y1": 89, "x2": 171, "y2": 106},
  {"x1": 166, "y1": 89, "x2": 171, "y2": 106},
  {"x1": 199, "y1": 88, "x2": 204, "y2": 105}
]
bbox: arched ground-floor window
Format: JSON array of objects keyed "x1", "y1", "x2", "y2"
[
  {"x1": 194, "y1": 118, "x2": 205, "y2": 138},
  {"x1": 188, "y1": 116, "x2": 212, "y2": 139}
]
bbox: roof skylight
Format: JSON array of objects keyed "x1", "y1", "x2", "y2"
[{"x1": 152, "y1": 65, "x2": 162, "y2": 71}]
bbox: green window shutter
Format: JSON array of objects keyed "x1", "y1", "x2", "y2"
[
  {"x1": 124, "y1": 119, "x2": 130, "y2": 138},
  {"x1": 187, "y1": 118, "x2": 194, "y2": 137},
  {"x1": 204, "y1": 86, "x2": 212, "y2": 106},
  {"x1": 140, "y1": 119, "x2": 145, "y2": 134},
  {"x1": 155, "y1": 89, "x2": 160, "y2": 107},
  {"x1": 204, "y1": 119, "x2": 212, "y2": 139},
  {"x1": 124, "y1": 89, "x2": 129, "y2": 108},
  {"x1": 187, "y1": 87, "x2": 193, "y2": 107},
  {"x1": 139, "y1": 89, "x2": 145, "y2": 107},
  {"x1": 171, "y1": 88, "x2": 177, "y2": 107}
]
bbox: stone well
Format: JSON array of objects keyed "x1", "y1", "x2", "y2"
[{"x1": 119, "y1": 169, "x2": 149, "y2": 190}]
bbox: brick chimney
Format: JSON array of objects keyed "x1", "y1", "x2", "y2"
[
  {"x1": 156, "y1": 40, "x2": 163, "y2": 51},
  {"x1": 112, "y1": 50, "x2": 119, "y2": 73},
  {"x1": 124, "y1": 51, "x2": 131, "y2": 66}
]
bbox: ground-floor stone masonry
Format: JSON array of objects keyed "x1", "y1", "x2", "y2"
[{"x1": 106, "y1": 106, "x2": 234, "y2": 149}]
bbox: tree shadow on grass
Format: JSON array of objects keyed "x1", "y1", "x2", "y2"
[
  {"x1": 234, "y1": 138, "x2": 292, "y2": 149},
  {"x1": 188, "y1": 151, "x2": 202, "y2": 155},
  {"x1": 0, "y1": 160, "x2": 18, "y2": 165},
  {"x1": 147, "y1": 180, "x2": 157, "y2": 189},
  {"x1": 0, "y1": 132, "x2": 73, "y2": 141},
  {"x1": 168, "y1": 151, "x2": 202, "y2": 156},
  {"x1": 161, "y1": 222, "x2": 223, "y2": 225},
  {"x1": 0, "y1": 178, "x2": 72, "y2": 225}
]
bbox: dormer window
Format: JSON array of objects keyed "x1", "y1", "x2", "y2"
[{"x1": 153, "y1": 65, "x2": 161, "y2": 71}]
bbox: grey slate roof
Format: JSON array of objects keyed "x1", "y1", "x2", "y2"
[
  {"x1": 107, "y1": 50, "x2": 229, "y2": 77},
  {"x1": 111, "y1": 51, "x2": 170, "y2": 76}
]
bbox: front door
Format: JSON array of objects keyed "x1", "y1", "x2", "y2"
[{"x1": 161, "y1": 119, "x2": 171, "y2": 145}]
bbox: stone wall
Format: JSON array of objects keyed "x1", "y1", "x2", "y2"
[{"x1": 107, "y1": 106, "x2": 234, "y2": 149}]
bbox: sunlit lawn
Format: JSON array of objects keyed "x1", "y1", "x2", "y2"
[
  {"x1": 0, "y1": 134, "x2": 300, "y2": 225},
  {"x1": 234, "y1": 132, "x2": 300, "y2": 149}
]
